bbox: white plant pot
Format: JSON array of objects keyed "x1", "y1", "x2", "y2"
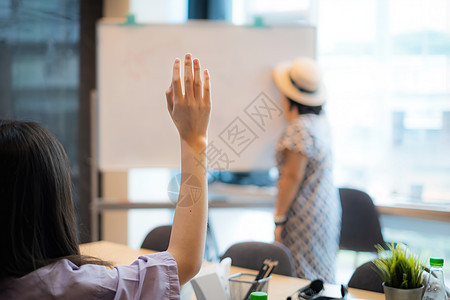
[{"x1": 383, "y1": 283, "x2": 424, "y2": 300}]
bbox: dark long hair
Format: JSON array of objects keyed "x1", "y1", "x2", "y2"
[
  {"x1": 287, "y1": 97, "x2": 322, "y2": 115},
  {"x1": 0, "y1": 120, "x2": 109, "y2": 281}
]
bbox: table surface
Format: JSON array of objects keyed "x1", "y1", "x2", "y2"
[{"x1": 80, "y1": 241, "x2": 384, "y2": 300}]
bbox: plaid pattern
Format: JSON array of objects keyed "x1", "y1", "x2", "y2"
[{"x1": 276, "y1": 114, "x2": 341, "y2": 283}]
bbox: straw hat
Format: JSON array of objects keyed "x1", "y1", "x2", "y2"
[{"x1": 272, "y1": 57, "x2": 326, "y2": 106}]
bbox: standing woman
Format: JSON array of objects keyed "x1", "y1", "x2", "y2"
[{"x1": 272, "y1": 57, "x2": 341, "y2": 282}]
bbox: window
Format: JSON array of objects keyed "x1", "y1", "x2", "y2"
[
  {"x1": 318, "y1": 0, "x2": 450, "y2": 205},
  {"x1": 0, "y1": 0, "x2": 84, "y2": 239},
  {"x1": 0, "y1": 1, "x2": 79, "y2": 174},
  {"x1": 130, "y1": 0, "x2": 187, "y2": 23},
  {"x1": 231, "y1": 0, "x2": 314, "y2": 25}
]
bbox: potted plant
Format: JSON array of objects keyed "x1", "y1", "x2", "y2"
[{"x1": 373, "y1": 243, "x2": 424, "y2": 300}]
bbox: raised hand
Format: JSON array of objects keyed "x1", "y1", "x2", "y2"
[
  {"x1": 165, "y1": 54, "x2": 211, "y2": 149},
  {"x1": 165, "y1": 55, "x2": 211, "y2": 285}
]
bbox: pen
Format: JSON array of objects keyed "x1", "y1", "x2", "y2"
[
  {"x1": 243, "y1": 259, "x2": 275, "y2": 300},
  {"x1": 257, "y1": 259, "x2": 270, "y2": 279},
  {"x1": 263, "y1": 261, "x2": 279, "y2": 279}
]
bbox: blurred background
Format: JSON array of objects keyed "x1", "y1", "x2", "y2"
[{"x1": 1, "y1": 0, "x2": 449, "y2": 284}]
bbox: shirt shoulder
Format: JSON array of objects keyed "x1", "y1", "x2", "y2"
[
  {"x1": 0, "y1": 258, "x2": 108, "y2": 300},
  {"x1": 277, "y1": 117, "x2": 312, "y2": 157}
]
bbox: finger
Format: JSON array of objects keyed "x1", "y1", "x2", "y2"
[
  {"x1": 193, "y1": 58, "x2": 202, "y2": 100},
  {"x1": 203, "y1": 69, "x2": 211, "y2": 106},
  {"x1": 165, "y1": 83, "x2": 174, "y2": 112},
  {"x1": 184, "y1": 53, "x2": 194, "y2": 101},
  {"x1": 172, "y1": 58, "x2": 182, "y2": 101}
]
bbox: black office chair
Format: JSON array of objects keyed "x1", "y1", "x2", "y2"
[
  {"x1": 141, "y1": 225, "x2": 172, "y2": 251},
  {"x1": 141, "y1": 222, "x2": 221, "y2": 261},
  {"x1": 348, "y1": 260, "x2": 384, "y2": 293},
  {"x1": 220, "y1": 241, "x2": 296, "y2": 277},
  {"x1": 339, "y1": 188, "x2": 386, "y2": 252},
  {"x1": 338, "y1": 188, "x2": 389, "y2": 269}
]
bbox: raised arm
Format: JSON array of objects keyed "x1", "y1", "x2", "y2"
[{"x1": 165, "y1": 54, "x2": 211, "y2": 285}]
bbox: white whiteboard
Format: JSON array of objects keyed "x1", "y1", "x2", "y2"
[{"x1": 97, "y1": 20, "x2": 316, "y2": 171}]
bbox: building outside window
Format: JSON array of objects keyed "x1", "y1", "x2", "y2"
[{"x1": 318, "y1": 0, "x2": 450, "y2": 207}]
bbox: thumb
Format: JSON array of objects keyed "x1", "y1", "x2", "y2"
[{"x1": 165, "y1": 83, "x2": 174, "y2": 112}]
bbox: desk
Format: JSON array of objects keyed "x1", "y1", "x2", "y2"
[{"x1": 80, "y1": 241, "x2": 384, "y2": 300}]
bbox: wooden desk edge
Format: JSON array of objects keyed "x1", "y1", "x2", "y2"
[
  {"x1": 377, "y1": 205, "x2": 450, "y2": 222},
  {"x1": 93, "y1": 197, "x2": 450, "y2": 222}
]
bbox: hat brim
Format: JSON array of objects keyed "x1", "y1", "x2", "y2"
[{"x1": 272, "y1": 61, "x2": 326, "y2": 106}]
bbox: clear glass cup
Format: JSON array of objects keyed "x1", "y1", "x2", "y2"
[{"x1": 228, "y1": 273, "x2": 271, "y2": 300}]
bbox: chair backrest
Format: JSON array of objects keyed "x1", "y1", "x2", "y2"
[
  {"x1": 339, "y1": 188, "x2": 385, "y2": 252},
  {"x1": 220, "y1": 241, "x2": 296, "y2": 277},
  {"x1": 141, "y1": 225, "x2": 172, "y2": 251},
  {"x1": 348, "y1": 261, "x2": 384, "y2": 293}
]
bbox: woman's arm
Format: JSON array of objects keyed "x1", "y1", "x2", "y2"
[
  {"x1": 165, "y1": 54, "x2": 211, "y2": 285},
  {"x1": 274, "y1": 149, "x2": 307, "y2": 242}
]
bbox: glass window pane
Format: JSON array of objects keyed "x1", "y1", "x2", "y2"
[
  {"x1": 0, "y1": 1, "x2": 79, "y2": 174},
  {"x1": 318, "y1": 0, "x2": 450, "y2": 204}
]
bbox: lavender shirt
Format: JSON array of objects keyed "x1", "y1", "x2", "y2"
[{"x1": 0, "y1": 252, "x2": 180, "y2": 300}]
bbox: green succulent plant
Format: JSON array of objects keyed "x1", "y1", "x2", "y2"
[{"x1": 373, "y1": 243, "x2": 424, "y2": 289}]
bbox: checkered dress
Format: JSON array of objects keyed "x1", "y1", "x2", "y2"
[{"x1": 276, "y1": 114, "x2": 341, "y2": 283}]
